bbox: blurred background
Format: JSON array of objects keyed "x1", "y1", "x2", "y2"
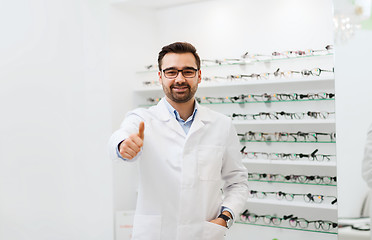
[{"x1": 1, "y1": 0, "x2": 372, "y2": 239}]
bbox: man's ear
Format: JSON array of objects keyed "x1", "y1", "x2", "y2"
[
  {"x1": 198, "y1": 69, "x2": 201, "y2": 84},
  {"x1": 158, "y1": 71, "x2": 162, "y2": 84}
]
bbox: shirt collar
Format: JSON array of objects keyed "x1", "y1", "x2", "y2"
[{"x1": 164, "y1": 98, "x2": 198, "y2": 123}]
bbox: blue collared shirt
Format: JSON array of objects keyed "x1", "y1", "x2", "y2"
[{"x1": 163, "y1": 98, "x2": 198, "y2": 135}]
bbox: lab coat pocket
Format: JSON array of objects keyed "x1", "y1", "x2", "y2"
[
  {"x1": 131, "y1": 214, "x2": 162, "y2": 240},
  {"x1": 197, "y1": 146, "x2": 224, "y2": 181},
  {"x1": 203, "y1": 221, "x2": 226, "y2": 240}
]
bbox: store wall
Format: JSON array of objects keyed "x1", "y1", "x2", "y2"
[
  {"x1": 108, "y1": 4, "x2": 158, "y2": 211},
  {"x1": 0, "y1": 1, "x2": 113, "y2": 239},
  {"x1": 154, "y1": 0, "x2": 333, "y2": 63},
  {"x1": 109, "y1": 0, "x2": 335, "y2": 216},
  {"x1": 335, "y1": 29, "x2": 372, "y2": 217}
]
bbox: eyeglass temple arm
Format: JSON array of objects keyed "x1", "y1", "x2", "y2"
[{"x1": 310, "y1": 149, "x2": 319, "y2": 157}]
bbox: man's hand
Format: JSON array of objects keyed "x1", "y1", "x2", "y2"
[
  {"x1": 119, "y1": 122, "x2": 145, "y2": 159},
  {"x1": 209, "y1": 211, "x2": 232, "y2": 228}
]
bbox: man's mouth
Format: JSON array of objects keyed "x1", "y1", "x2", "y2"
[{"x1": 172, "y1": 85, "x2": 189, "y2": 92}]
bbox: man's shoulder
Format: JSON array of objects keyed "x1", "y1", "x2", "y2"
[
  {"x1": 127, "y1": 102, "x2": 166, "y2": 121},
  {"x1": 198, "y1": 105, "x2": 231, "y2": 123},
  {"x1": 127, "y1": 106, "x2": 155, "y2": 119}
]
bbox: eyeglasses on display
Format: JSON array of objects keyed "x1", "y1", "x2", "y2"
[
  {"x1": 240, "y1": 147, "x2": 335, "y2": 162},
  {"x1": 141, "y1": 45, "x2": 333, "y2": 71},
  {"x1": 230, "y1": 111, "x2": 335, "y2": 121},
  {"x1": 194, "y1": 92, "x2": 335, "y2": 104},
  {"x1": 199, "y1": 67, "x2": 334, "y2": 83},
  {"x1": 247, "y1": 172, "x2": 337, "y2": 185},
  {"x1": 241, "y1": 45, "x2": 333, "y2": 61},
  {"x1": 238, "y1": 131, "x2": 336, "y2": 142},
  {"x1": 248, "y1": 190, "x2": 337, "y2": 205},
  {"x1": 240, "y1": 210, "x2": 338, "y2": 232}
]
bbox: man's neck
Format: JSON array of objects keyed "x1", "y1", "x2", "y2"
[{"x1": 165, "y1": 97, "x2": 195, "y2": 121}]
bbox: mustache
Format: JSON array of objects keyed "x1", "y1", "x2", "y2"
[{"x1": 171, "y1": 83, "x2": 190, "y2": 88}]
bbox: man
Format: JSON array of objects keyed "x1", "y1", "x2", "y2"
[{"x1": 108, "y1": 42, "x2": 248, "y2": 240}]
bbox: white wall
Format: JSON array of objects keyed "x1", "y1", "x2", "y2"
[
  {"x1": 107, "y1": 4, "x2": 158, "y2": 212},
  {"x1": 109, "y1": 0, "x2": 335, "y2": 214},
  {"x1": 154, "y1": 0, "x2": 334, "y2": 61},
  {"x1": 0, "y1": 1, "x2": 113, "y2": 239},
  {"x1": 335, "y1": 29, "x2": 372, "y2": 217}
]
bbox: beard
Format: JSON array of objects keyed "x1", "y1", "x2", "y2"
[{"x1": 162, "y1": 82, "x2": 198, "y2": 103}]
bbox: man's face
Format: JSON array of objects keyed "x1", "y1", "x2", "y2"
[{"x1": 158, "y1": 52, "x2": 201, "y2": 104}]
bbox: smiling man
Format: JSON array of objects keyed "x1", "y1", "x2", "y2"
[{"x1": 108, "y1": 42, "x2": 248, "y2": 240}]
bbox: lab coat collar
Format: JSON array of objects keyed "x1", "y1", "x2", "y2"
[{"x1": 155, "y1": 97, "x2": 213, "y2": 123}]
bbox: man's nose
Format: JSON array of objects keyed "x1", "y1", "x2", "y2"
[{"x1": 174, "y1": 72, "x2": 186, "y2": 83}]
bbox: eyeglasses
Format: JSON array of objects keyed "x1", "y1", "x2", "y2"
[
  {"x1": 143, "y1": 45, "x2": 333, "y2": 73},
  {"x1": 293, "y1": 92, "x2": 335, "y2": 100},
  {"x1": 217, "y1": 67, "x2": 334, "y2": 81},
  {"x1": 275, "y1": 92, "x2": 335, "y2": 101},
  {"x1": 195, "y1": 92, "x2": 335, "y2": 104},
  {"x1": 304, "y1": 44, "x2": 334, "y2": 55},
  {"x1": 240, "y1": 211, "x2": 338, "y2": 231},
  {"x1": 238, "y1": 131, "x2": 336, "y2": 142},
  {"x1": 144, "y1": 64, "x2": 159, "y2": 70},
  {"x1": 288, "y1": 217, "x2": 338, "y2": 231},
  {"x1": 238, "y1": 131, "x2": 271, "y2": 141},
  {"x1": 237, "y1": 73, "x2": 271, "y2": 80},
  {"x1": 162, "y1": 67, "x2": 198, "y2": 79},
  {"x1": 240, "y1": 210, "x2": 282, "y2": 225},
  {"x1": 248, "y1": 172, "x2": 337, "y2": 185},
  {"x1": 146, "y1": 97, "x2": 161, "y2": 104},
  {"x1": 273, "y1": 67, "x2": 334, "y2": 78},
  {"x1": 201, "y1": 58, "x2": 243, "y2": 65},
  {"x1": 143, "y1": 80, "x2": 160, "y2": 87},
  {"x1": 240, "y1": 147, "x2": 335, "y2": 162},
  {"x1": 300, "y1": 67, "x2": 334, "y2": 76},
  {"x1": 242, "y1": 45, "x2": 333, "y2": 61},
  {"x1": 247, "y1": 190, "x2": 337, "y2": 205},
  {"x1": 230, "y1": 111, "x2": 335, "y2": 120}
]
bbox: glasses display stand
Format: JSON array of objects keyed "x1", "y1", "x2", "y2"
[{"x1": 134, "y1": 52, "x2": 337, "y2": 240}]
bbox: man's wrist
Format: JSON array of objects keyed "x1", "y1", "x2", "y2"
[
  {"x1": 222, "y1": 210, "x2": 232, "y2": 219},
  {"x1": 218, "y1": 212, "x2": 233, "y2": 229}
]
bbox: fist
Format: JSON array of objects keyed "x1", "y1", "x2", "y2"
[{"x1": 119, "y1": 122, "x2": 145, "y2": 159}]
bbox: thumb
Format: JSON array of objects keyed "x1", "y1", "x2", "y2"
[{"x1": 138, "y1": 121, "x2": 145, "y2": 140}]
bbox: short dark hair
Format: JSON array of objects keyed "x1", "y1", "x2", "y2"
[{"x1": 158, "y1": 42, "x2": 200, "y2": 71}]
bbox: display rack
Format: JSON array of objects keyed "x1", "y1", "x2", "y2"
[{"x1": 133, "y1": 51, "x2": 337, "y2": 240}]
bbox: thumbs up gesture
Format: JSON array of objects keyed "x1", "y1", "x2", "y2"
[{"x1": 119, "y1": 122, "x2": 145, "y2": 159}]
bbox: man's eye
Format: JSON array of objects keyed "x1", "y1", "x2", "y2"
[
  {"x1": 166, "y1": 70, "x2": 178, "y2": 75},
  {"x1": 183, "y1": 70, "x2": 194, "y2": 75}
]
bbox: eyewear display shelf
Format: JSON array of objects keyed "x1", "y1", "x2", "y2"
[{"x1": 134, "y1": 53, "x2": 337, "y2": 240}]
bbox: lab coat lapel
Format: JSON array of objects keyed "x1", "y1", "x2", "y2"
[
  {"x1": 187, "y1": 102, "x2": 212, "y2": 137},
  {"x1": 155, "y1": 98, "x2": 187, "y2": 138}
]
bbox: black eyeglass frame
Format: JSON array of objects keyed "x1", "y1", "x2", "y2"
[{"x1": 161, "y1": 67, "x2": 199, "y2": 79}]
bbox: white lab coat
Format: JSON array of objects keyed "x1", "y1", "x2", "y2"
[{"x1": 108, "y1": 98, "x2": 248, "y2": 240}]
